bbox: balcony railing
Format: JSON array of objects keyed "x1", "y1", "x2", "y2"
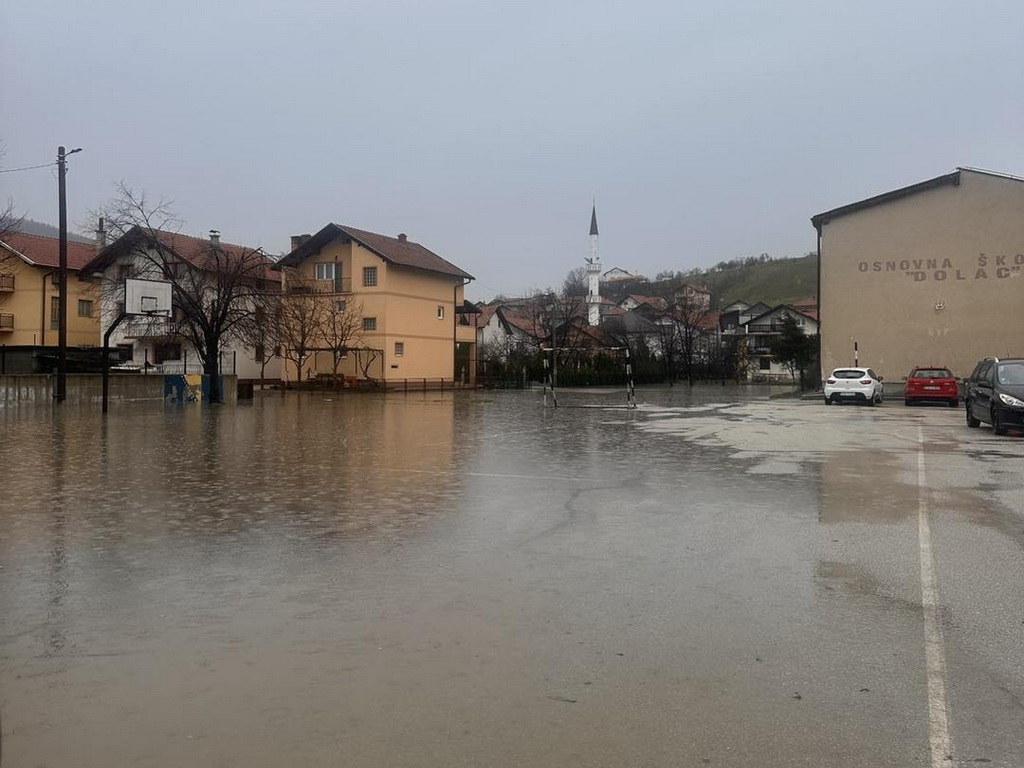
[
  {"x1": 0, "y1": 274, "x2": 14, "y2": 292},
  {"x1": 747, "y1": 324, "x2": 779, "y2": 334},
  {"x1": 290, "y1": 277, "x2": 352, "y2": 294},
  {"x1": 0, "y1": 313, "x2": 13, "y2": 331}
]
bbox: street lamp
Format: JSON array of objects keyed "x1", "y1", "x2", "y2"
[{"x1": 56, "y1": 145, "x2": 82, "y2": 403}]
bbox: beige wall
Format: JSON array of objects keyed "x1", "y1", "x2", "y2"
[
  {"x1": 0, "y1": 260, "x2": 100, "y2": 346},
  {"x1": 285, "y1": 236, "x2": 470, "y2": 383},
  {"x1": 819, "y1": 171, "x2": 1024, "y2": 380}
]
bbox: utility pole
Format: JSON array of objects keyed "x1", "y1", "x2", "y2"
[{"x1": 55, "y1": 145, "x2": 81, "y2": 403}]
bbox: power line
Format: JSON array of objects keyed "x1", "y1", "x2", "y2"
[{"x1": 0, "y1": 161, "x2": 57, "y2": 174}]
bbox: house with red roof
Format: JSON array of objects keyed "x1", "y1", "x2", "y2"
[
  {"x1": 82, "y1": 227, "x2": 280, "y2": 381},
  {"x1": 274, "y1": 224, "x2": 475, "y2": 385},
  {"x1": 0, "y1": 231, "x2": 100, "y2": 346}
]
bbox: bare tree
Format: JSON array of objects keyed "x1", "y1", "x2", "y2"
[
  {"x1": 236, "y1": 295, "x2": 282, "y2": 387},
  {"x1": 320, "y1": 296, "x2": 364, "y2": 381},
  {"x1": 277, "y1": 271, "x2": 329, "y2": 386},
  {"x1": 562, "y1": 266, "x2": 588, "y2": 297},
  {"x1": 90, "y1": 183, "x2": 275, "y2": 402}
]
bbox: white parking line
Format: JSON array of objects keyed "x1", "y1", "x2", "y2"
[{"x1": 917, "y1": 426, "x2": 954, "y2": 767}]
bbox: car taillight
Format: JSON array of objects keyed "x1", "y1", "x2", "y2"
[
  {"x1": 826, "y1": 379, "x2": 835, "y2": 384},
  {"x1": 860, "y1": 379, "x2": 871, "y2": 385}
]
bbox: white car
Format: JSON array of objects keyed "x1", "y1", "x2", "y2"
[{"x1": 824, "y1": 367, "x2": 884, "y2": 406}]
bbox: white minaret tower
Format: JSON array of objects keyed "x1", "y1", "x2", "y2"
[{"x1": 586, "y1": 203, "x2": 601, "y2": 326}]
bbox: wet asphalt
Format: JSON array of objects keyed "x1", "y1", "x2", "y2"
[{"x1": 1, "y1": 386, "x2": 1022, "y2": 767}]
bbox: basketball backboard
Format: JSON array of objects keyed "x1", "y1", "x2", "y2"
[{"x1": 125, "y1": 278, "x2": 173, "y2": 316}]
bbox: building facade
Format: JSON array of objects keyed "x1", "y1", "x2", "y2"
[
  {"x1": 0, "y1": 232, "x2": 100, "y2": 347},
  {"x1": 813, "y1": 168, "x2": 1024, "y2": 380},
  {"x1": 275, "y1": 224, "x2": 475, "y2": 385},
  {"x1": 83, "y1": 228, "x2": 280, "y2": 381}
]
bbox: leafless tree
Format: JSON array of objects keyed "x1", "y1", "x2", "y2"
[
  {"x1": 562, "y1": 266, "x2": 588, "y2": 297},
  {"x1": 90, "y1": 183, "x2": 276, "y2": 402},
  {"x1": 319, "y1": 296, "x2": 364, "y2": 381},
  {"x1": 276, "y1": 271, "x2": 329, "y2": 386},
  {"x1": 237, "y1": 296, "x2": 282, "y2": 386}
]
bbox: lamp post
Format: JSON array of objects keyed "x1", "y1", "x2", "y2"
[{"x1": 55, "y1": 145, "x2": 82, "y2": 403}]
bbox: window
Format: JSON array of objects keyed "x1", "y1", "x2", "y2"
[
  {"x1": 335, "y1": 300, "x2": 347, "y2": 312},
  {"x1": 363, "y1": 266, "x2": 377, "y2": 287},
  {"x1": 437, "y1": 304, "x2": 445, "y2": 320},
  {"x1": 153, "y1": 342, "x2": 181, "y2": 364},
  {"x1": 363, "y1": 317, "x2": 377, "y2": 331},
  {"x1": 117, "y1": 264, "x2": 132, "y2": 282},
  {"x1": 50, "y1": 296, "x2": 60, "y2": 329},
  {"x1": 315, "y1": 262, "x2": 337, "y2": 281},
  {"x1": 759, "y1": 357, "x2": 771, "y2": 371},
  {"x1": 78, "y1": 299, "x2": 93, "y2": 317},
  {"x1": 51, "y1": 273, "x2": 61, "y2": 288},
  {"x1": 116, "y1": 343, "x2": 133, "y2": 362},
  {"x1": 167, "y1": 262, "x2": 187, "y2": 279},
  {"x1": 394, "y1": 342, "x2": 404, "y2": 357}
]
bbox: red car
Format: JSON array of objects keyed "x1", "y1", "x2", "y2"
[{"x1": 904, "y1": 366, "x2": 959, "y2": 407}]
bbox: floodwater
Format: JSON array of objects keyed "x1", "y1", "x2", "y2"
[{"x1": 2, "y1": 386, "x2": 1023, "y2": 767}]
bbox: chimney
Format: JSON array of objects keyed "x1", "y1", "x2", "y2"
[
  {"x1": 95, "y1": 217, "x2": 106, "y2": 251},
  {"x1": 398, "y1": 233, "x2": 407, "y2": 243},
  {"x1": 290, "y1": 234, "x2": 312, "y2": 251},
  {"x1": 209, "y1": 229, "x2": 221, "y2": 246}
]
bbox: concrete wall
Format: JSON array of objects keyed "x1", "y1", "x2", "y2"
[
  {"x1": 0, "y1": 374, "x2": 238, "y2": 406},
  {"x1": 819, "y1": 170, "x2": 1024, "y2": 380}
]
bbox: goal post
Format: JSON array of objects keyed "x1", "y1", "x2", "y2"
[{"x1": 541, "y1": 345, "x2": 637, "y2": 409}]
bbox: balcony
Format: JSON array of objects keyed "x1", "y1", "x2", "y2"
[
  {"x1": 0, "y1": 274, "x2": 13, "y2": 292},
  {"x1": 747, "y1": 324, "x2": 779, "y2": 334},
  {"x1": 290, "y1": 277, "x2": 352, "y2": 295},
  {"x1": 0, "y1": 313, "x2": 13, "y2": 332}
]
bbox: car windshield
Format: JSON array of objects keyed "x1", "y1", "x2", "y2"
[
  {"x1": 832, "y1": 369, "x2": 866, "y2": 379},
  {"x1": 996, "y1": 362, "x2": 1024, "y2": 385},
  {"x1": 911, "y1": 369, "x2": 952, "y2": 378}
]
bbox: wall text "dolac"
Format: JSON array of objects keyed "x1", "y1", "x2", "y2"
[{"x1": 857, "y1": 254, "x2": 1024, "y2": 282}]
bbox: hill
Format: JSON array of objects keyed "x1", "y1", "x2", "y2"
[
  {"x1": 601, "y1": 253, "x2": 818, "y2": 309},
  {"x1": 703, "y1": 253, "x2": 817, "y2": 308}
]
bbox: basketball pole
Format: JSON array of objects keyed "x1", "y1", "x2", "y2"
[{"x1": 101, "y1": 311, "x2": 127, "y2": 414}]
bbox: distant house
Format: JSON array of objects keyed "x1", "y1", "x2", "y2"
[
  {"x1": 274, "y1": 224, "x2": 475, "y2": 385},
  {"x1": 673, "y1": 281, "x2": 711, "y2": 311},
  {"x1": 0, "y1": 231, "x2": 100, "y2": 348},
  {"x1": 744, "y1": 304, "x2": 819, "y2": 380},
  {"x1": 618, "y1": 294, "x2": 667, "y2": 313},
  {"x1": 601, "y1": 267, "x2": 645, "y2": 283}
]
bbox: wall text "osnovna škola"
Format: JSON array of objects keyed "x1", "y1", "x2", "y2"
[{"x1": 857, "y1": 254, "x2": 1024, "y2": 282}]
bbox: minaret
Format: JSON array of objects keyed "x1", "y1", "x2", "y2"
[{"x1": 586, "y1": 203, "x2": 601, "y2": 326}]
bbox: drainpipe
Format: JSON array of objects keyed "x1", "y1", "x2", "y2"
[
  {"x1": 453, "y1": 278, "x2": 473, "y2": 385},
  {"x1": 41, "y1": 269, "x2": 56, "y2": 346}
]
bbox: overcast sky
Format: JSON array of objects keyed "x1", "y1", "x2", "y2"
[{"x1": 2, "y1": 1, "x2": 1022, "y2": 300}]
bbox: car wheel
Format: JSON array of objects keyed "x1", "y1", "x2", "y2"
[
  {"x1": 904, "y1": 398, "x2": 912, "y2": 407},
  {"x1": 824, "y1": 396, "x2": 832, "y2": 406},
  {"x1": 993, "y1": 408, "x2": 1008, "y2": 436},
  {"x1": 966, "y1": 402, "x2": 981, "y2": 428}
]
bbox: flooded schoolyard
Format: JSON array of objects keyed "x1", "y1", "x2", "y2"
[{"x1": 2, "y1": 387, "x2": 1023, "y2": 767}]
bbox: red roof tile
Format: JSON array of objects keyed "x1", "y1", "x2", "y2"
[{"x1": 1, "y1": 231, "x2": 97, "y2": 271}]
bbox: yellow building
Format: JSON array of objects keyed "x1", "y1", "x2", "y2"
[
  {"x1": 0, "y1": 231, "x2": 100, "y2": 346},
  {"x1": 812, "y1": 167, "x2": 1024, "y2": 380},
  {"x1": 275, "y1": 224, "x2": 475, "y2": 386}
]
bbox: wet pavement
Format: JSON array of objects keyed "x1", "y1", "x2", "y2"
[{"x1": 1, "y1": 387, "x2": 1023, "y2": 767}]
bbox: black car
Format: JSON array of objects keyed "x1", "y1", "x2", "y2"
[{"x1": 964, "y1": 357, "x2": 1024, "y2": 435}]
